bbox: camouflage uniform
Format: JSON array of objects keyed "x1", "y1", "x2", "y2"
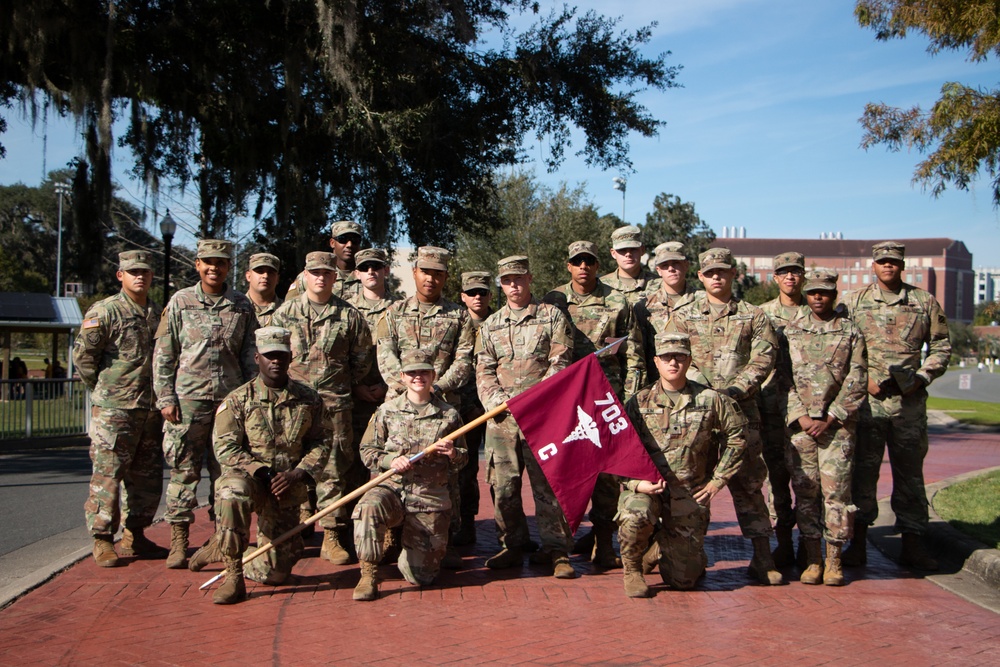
[
  {"x1": 620, "y1": 374, "x2": 746, "y2": 589},
  {"x1": 782, "y1": 288, "x2": 867, "y2": 545},
  {"x1": 74, "y1": 260, "x2": 163, "y2": 538},
  {"x1": 212, "y1": 370, "x2": 330, "y2": 584},
  {"x1": 285, "y1": 268, "x2": 361, "y2": 302},
  {"x1": 246, "y1": 252, "x2": 283, "y2": 327},
  {"x1": 845, "y1": 247, "x2": 950, "y2": 536},
  {"x1": 634, "y1": 284, "x2": 699, "y2": 383},
  {"x1": 602, "y1": 225, "x2": 660, "y2": 305},
  {"x1": 353, "y1": 391, "x2": 467, "y2": 586},
  {"x1": 154, "y1": 255, "x2": 259, "y2": 526},
  {"x1": 251, "y1": 298, "x2": 283, "y2": 328}
]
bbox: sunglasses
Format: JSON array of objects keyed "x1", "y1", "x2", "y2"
[
  {"x1": 464, "y1": 289, "x2": 489, "y2": 298},
  {"x1": 569, "y1": 255, "x2": 597, "y2": 267},
  {"x1": 333, "y1": 234, "x2": 361, "y2": 244},
  {"x1": 357, "y1": 263, "x2": 383, "y2": 273},
  {"x1": 775, "y1": 268, "x2": 804, "y2": 277}
]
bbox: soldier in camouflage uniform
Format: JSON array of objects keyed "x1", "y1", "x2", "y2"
[
  {"x1": 757, "y1": 251, "x2": 808, "y2": 567},
  {"x1": 618, "y1": 333, "x2": 746, "y2": 597},
  {"x1": 286, "y1": 220, "x2": 363, "y2": 301},
  {"x1": 74, "y1": 250, "x2": 167, "y2": 567},
  {"x1": 781, "y1": 269, "x2": 867, "y2": 586},
  {"x1": 543, "y1": 240, "x2": 644, "y2": 569},
  {"x1": 352, "y1": 348, "x2": 467, "y2": 601},
  {"x1": 244, "y1": 253, "x2": 283, "y2": 327},
  {"x1": 271, "y1": 251, "x2": 373, "y2": 566},
  {"x1": 664, "y1": 247, "x2": 784, "y2": 585},
  {"x1": 209, "y1": 327, "x2": 330, "y2": 604},
  {"x1": 842, "y1": 242, "x2": 951, "y2": 571},
  {"x1": 154, "y1": 239, "x2": 259, "y2": 569},
  {"x1": 601, "y1": 225, "x2": 660, "y2": 305},
  {"x1": 477, "y1": 255, "x2": 577, "y2": 578}
]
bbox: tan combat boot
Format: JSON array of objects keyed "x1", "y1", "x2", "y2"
[
  {"x1": 353, "y1": 561, "x2": 379, "y2": 601},
  {"x1": 799, "y1": 538, "x2": 824, "y2": 585},
  {"x1": 92, "y1": 535, "x2": 119, "y2": 568},
  {"x1": 551, "y1": 551, "x2": 577, "y2": 579},
  {"x1": 188, "y1": 533, "x2": 224, "y2": 572},
  {"x1": 772, "y1": 525, "x2": 795, "y2": 568},
  {"x1": 748, "y1": 536, "x2": 785, "y2": 585},
  {"x1": 379, "y1": 527, "x2": 403, "y2": 566},
  {"x1": 320, "y1": 527, "x2": 353, "y2": 565},
  {"x1": 824, "y1": 542, "x2": 845, "y2": 586},
  {"x1": 485, "y1": 547, "x2": 524, "y2": 569},
  {"x1": 119, "y1": 528, "x2": 168, "y2": 559},
  {"x1": 622, "y1": 559, "x2": 651, "y2": 598},
  {"x1": 212, "y1": 556, "x2": 247, "y2": 605},
  {"x1": 592, "y1": 522, "x2": 622, "y2": 569},
  {"x1": 165, "y1": 523, "x2": 189, "y2": 569},
  {"x1": 899, "y1": 533, "x2": 939, "y2": 571},
  {"x1": 841, "y1": 522, "x2": 868, "y2": 567},
  {"x1": 641, "y1": 536, "x2": 662, "y2": 575}
]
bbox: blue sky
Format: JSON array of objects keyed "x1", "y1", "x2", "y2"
[{"x1": 3, "y1": 1, "x2": 1000, "y2": 267}]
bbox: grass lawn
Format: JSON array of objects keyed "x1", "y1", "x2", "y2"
[
  {"x1": 933, "y1": 470, "x2": 1000, "y2": 550},
  {"x1": 926, "y1": 397, "x2": 1000, "y2": 427}
]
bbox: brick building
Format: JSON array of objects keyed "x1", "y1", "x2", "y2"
[{"x1": 711, "y1": 237, "x2": 975, "y2": 323}]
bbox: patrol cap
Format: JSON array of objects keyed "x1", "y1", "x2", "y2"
[
  {"x1": 462, "y1": 271, "x2": 491, "y2": 292},
  {"x1": 256, "y1": 326, "x2": 292, "y2": 354},
  {"x1": 567, "y1": 240, "x2": 598, "y2": 260},
  {"x1": 119, "y1": 250, "x2": 154, "y2": 271},
  {"x1": 611, "y1": 225, "x2": 643, "y2": 250},
  {"x1": 699, "y1": 247, "x2": 734, "y2": 271},
  {"x1": 872, "y1": 241, "x2": 905, "y2": 261},
  {"x1": 304, "y1": 251, "x2": 337, "y2": 271},
  {"x1": 653, "y1": 242, "x2": 687, "y2": 265},
  {"x1": 415, "y1": 246, "x2": 451, "y2": 272},
  {"x1": 354, "y1": 248, "x2": 389, "y2": 267},
  {"x1": 497, "y1": 255, "x2": 530, "y2": 277},
  {"x1": 400, "y1": 348, "x2": 435, "y2": 373},
  {"x1": 248, "y1": 253, "x2": 280, "y2": 271},
  {"x1": 773, "y1": 251, "x2": 805, "y2": 271},
  {"x1": 197, "y1": 239, "x2": 232, "y2": 260},
  {"x1": 330, "y1": 220, "x2": 363, "y2": 239},
  {"x1": 654, "y1": 333, "x2": 691, "y2": 357},
  {"x1": 803, "y1": 269, "x2": 839, "y2": 292}
]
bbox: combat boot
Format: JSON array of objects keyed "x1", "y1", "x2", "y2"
[
  {"x1": 120, "y1": 528, "x2": 168, "y2": 559},
  {"x1": 452, "y1": 515, "x2": 477, "y2": 546},
  {"x1": 899, "y1": 533, "x2": 939, "y2": 571},
  {"x1": 353, "y1": 560, "x2": 379, "y2": 601},
  {"x1": 486, "y1": 547, "x2": 524, "y2": 569},
  {"x1": 92, "y1": 535, "x2": 119, "y2": 568},
  {"x1": 188, "y1": 533, "x2": 224, "y2": 572},
  {"x1": 799, "y1": 538, "x2": 824, "y2": 585},
  {"x1": 772, "y1": 525, "x2": 795, "y2": 568},
  {"x1": 824, "y1": 542, "x2": 845, "y2": 586},
  {"x1": 591, "y1": 522, "x2": 622, "y2": 569},
  {"x1": 641, "y1": 537, "x2": 662, "y2": 575},
  {"x1": 212, "y1": 556, "x2": 247, "y2": 605},
  {"x1": 320, "y1": 527, "x2": 353, "y2": 565},
  {"x1": 551, "y1": 551, "x2": 577, "y2": 579},
  {"x1": 165, "y1": 523, "x2": 189, "y2": 569},
  {"x1": 622, "y1": 559, "x2": 651, "y2": 598},
  {"x1": 841, "y1": 523, "x2": 868, "y2": 567},
  {"x1": 748, "y1": 536, "x2": 785, "y2": 585},
  {"x1": 379, "y1": 527, "x2": 403, "y2": 566},
  {"x1": 571, "y1": 528, "x2": 595, "y2": 559}
]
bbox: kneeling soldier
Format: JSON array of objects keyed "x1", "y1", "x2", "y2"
[
  {"x1": 617, "y1": 333, "x2": 746, "y2": 597},
  {"x1": 210, "y1": 327, "x2": 330, "y2": 604}
]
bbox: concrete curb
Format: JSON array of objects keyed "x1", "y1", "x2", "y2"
[
  {"x1": 0, "y1": 544, "x2": 91, "y2": 611},
  {"x1": 926, "y1": 467, "x2": 1000, "y2": 591}
]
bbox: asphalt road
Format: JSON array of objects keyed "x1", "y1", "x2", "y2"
[{"x1": 928, "y1": 368, "x2": 1000, "y2": 403}]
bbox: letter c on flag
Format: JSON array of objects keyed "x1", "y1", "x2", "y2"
[{"x1": 539, "y1": 443, "x2": 558, "y2": 460}]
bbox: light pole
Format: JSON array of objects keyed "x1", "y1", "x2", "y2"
[
  {"x1": 53, "y1": 182, "x2": 71, "y2": 297},
  {"x1": 160, "y1": 210, "x2": 177, "y2": 304},
  {"x1": 612, "y1": 176, "x2": 626, "y2": 224}
]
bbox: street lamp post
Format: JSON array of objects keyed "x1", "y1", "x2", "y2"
[
  {"x1": 160, "y1": 210, "x2": 177, "y2": 304},
  {"x1": 612, "y1": 176, "x2": 627, "y2": 224},
  {"x1": 53, "y1": 182, "x2": 71, "y2": 297}
]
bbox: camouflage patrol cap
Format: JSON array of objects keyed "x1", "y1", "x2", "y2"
[
  {"x1": 497, "y1": 255, "x2": 530, "y2": 277},
  {"x1": 304, "y1": 251, "x2": 337, "y2": 271},
  {"x1": 611, "y1": 225, "x2": 643, "y2": 250},
  {"x1": 197, "y1": 239, "x2": 232, "y2": 260},
  {"x1": 248, "y1": 253, "x2": 280, "y2": 271},
  {"x1": 773, "y1": 251, "x2": 805, "y2": 271},
  {"x1": 462, "y1": 271, "x2": 491, "y2": 292},
  {"x1": 654, "y1": 332, "x2": 691, "y2": 356},
  {"x1": 415, "y1": 246, "x2": 451, "y2": 272},
  {"x1": 803, "y1": 268, "x2": 839, "y2": 292},
  {"x1": 119, "y1": 250, "x2": 154, "y2": 271},
  {"x1": 653, "y1": 241, "x2": 687, "y2": 265},
  {"x1": 400, "y1": 348, "x2": 435, "y2": 373},
  {"x1": 330, "y1": 220, "x2": 363, "y2": 239},
  {"x1": 699, "y1": 247, "x2": 734, "y2": 271},
  {"x1": 354, "y1": 248, "x2": 389, "y2": 267},
  {"x1": 256, "y1": 326, "x2": 292, "y2": 354},
  {"x1": 872, "y1": 241, "x2": 905, "y2": 261},
  {"x1": 567, "y1": 240, "x2": 598, "y2": 260}
]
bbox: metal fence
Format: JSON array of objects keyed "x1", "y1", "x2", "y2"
[{"x1": 0, "y1": 379, "x2": 90, "y2": 439}]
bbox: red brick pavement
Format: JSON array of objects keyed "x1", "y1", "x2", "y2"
[{"x1": 1, "y1": 432, "x2": 998, "y2": 666}]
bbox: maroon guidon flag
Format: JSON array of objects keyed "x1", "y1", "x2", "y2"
[{"x1": 506, "y1": 353, "x2": 662, "y2": 532}]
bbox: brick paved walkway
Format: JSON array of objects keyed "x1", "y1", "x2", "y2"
[{"x1": 1, "y1": 431, "x2": 998, "y2": 666}]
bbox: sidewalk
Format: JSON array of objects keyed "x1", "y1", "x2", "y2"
[{"x1": 1, "y1": 430, "x2": 998, "y2": 666}]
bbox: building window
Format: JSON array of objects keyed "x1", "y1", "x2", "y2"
[
  {"x1": 915, "y1": 274, "x2": 923, "y2": 283},
  {"x1": 851, "y1": 274, "x2": 858, "y2": 284},
  {"x1": 863, "y1": 274, "x2": 869, "y2": 284},
  {"x1": 842, "y1": 275, "x2": 849, "y2": 284}
]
